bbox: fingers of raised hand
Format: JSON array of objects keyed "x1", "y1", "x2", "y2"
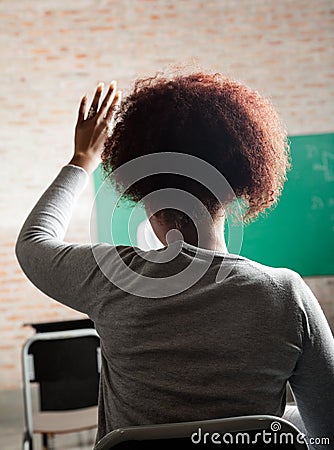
[
  {"x1": 105, "y1": 90, "x2": 122, "y2": 122},
  {"x1": 86, "y1": 83, "x2": 104, "y2": 119},
  {"x1": 77, "y1": 95, "x2": 87, "y2": 123},
  {"x1": 97, "y1": 81, "x2": 117, "y2": 119},
  {"x1": 77, "y1": 81, "x2": 120, "y2": 127}
]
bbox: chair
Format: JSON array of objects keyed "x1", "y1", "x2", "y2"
[
  {"x1": 22, "y1": 328, "x2": 101, "y2": 450},
  {"x1": 93, "y1": 415, "x2": 309, "y2": 449}
]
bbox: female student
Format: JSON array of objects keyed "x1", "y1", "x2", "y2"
[{"x1": 16, "y1": 72, "x2": 334, "y2": 447}]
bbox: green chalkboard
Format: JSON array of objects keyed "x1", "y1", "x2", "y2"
[
  {"x1": 241, "y1": 133, "x2": 334, "y2": 276},
  {"x1": 93, "y1": 133, "x2": 334, "y2": 276}
]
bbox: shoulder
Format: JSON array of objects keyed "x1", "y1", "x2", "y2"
[
  {"x1": 234, "y1": 256, "x2": 315, "y2": 308},
  {"x1": 235, "y1": 255, "x2": 302, "y2": 289}
]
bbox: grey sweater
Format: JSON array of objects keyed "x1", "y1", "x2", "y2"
[{"x1": 16, "y1": 165, "x2": 334, "y2": 447}]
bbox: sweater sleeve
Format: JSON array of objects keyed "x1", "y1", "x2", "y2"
[
  {"x1": 288, "y1": 272, "x2": 334, "y2": 448},
  {"x1": 15, "y1": 165, "x2": 111, "y2": 316}
]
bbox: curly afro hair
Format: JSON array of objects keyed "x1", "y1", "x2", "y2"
[{"x1": 102, "y1": 71, "x2": 290, "y2": 223}]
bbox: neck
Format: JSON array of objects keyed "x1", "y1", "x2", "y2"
[{"x1": 147, "y1": 210, "x2": 228, "y2": 253}]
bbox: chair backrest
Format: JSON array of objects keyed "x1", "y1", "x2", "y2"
[
  {"x1": 94, "y1": 415, "x2": 309, "y2": 449},
  {"x1": 22, "y1": 328, "x2": 100, "y2": 434}
]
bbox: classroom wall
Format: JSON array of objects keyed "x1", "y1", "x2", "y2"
[{"x1": 1, "y1": 0, "x2": 333, "y2": 389}]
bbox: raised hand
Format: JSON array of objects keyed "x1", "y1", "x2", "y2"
[{"x1": 70, "y1": 81, "x2": 121, "y2": 174}]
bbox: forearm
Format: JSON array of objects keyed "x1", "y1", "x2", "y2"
[{"x1": 16, "y1": 165, "x2": 88, "y2": 265}]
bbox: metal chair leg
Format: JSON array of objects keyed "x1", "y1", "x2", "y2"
[{"x1": 22, "y1": 431, "x2": 33, "y2": 450}]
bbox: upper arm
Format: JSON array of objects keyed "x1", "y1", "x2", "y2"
[
  {"x1": 16, "y1": 234, "x2": 139, "y2": 319},
  {"x1": 16, "y1": 239, "x2": 105, "y2": 316}
]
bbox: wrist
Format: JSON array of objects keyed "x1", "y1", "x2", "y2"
[{"x1": 68, "y1": 154, "x2": 100, "y2": 175}]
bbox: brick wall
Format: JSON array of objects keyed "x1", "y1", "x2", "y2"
[{"x1": 0, "y1": 0, "x2": 333, "y2": 389}]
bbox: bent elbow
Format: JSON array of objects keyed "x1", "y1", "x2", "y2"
[{"x1": 15, "y1": 235, "x2": 29, "y2": 272}]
